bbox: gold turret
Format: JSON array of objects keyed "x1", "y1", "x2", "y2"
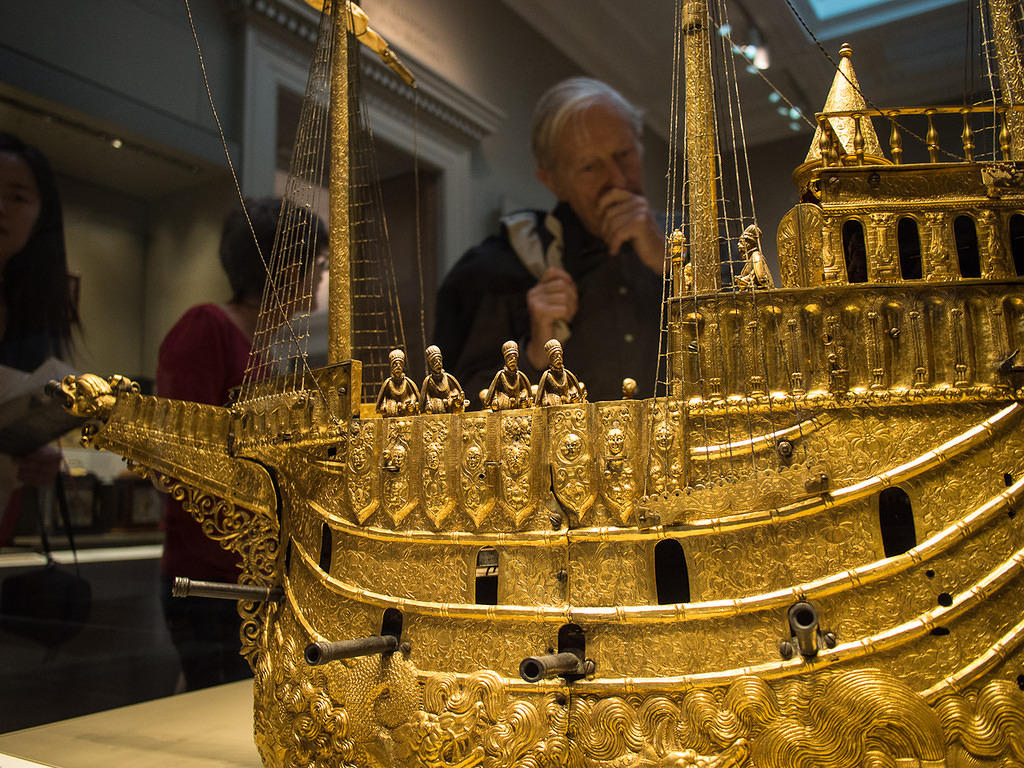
[{"x1": 793, "y1": 43, "x2": 889, "y2": 194}]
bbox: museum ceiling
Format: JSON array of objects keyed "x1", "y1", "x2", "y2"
[{"x1": 502, "y1": 0, "x2": 974, "y2": 146}]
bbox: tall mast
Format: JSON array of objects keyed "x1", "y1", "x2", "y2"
[
  {"x1": 328, "y1": 0, "x2": 351, "y2": 364},
  {"x1": 683, "y1": 0, "x2": 721, "y2": 293},
  {"x1": 988, "y1": 0, "x2": 1024, "y2": 159}
]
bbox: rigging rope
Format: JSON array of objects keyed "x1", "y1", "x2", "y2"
[{"x1": 184, "y1": 0, "x2": 330, "y2": 409}]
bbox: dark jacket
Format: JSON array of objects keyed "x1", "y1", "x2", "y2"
[{"x1": 434, "y1": 203, "x2": 663, "y2": 405}]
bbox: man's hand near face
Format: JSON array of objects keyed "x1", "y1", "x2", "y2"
[
  {"x1": 525, "y1": 266, "x2": 578, "y2": 370},
  {"x1": 596, "y1": 188, "x2": 664, "y2": 274}
]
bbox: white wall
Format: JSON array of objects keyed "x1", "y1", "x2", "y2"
[
  {"x1": 62, "y1": 179, "x2": 148, "y2": 378},
  {"x1": 60, "y1": 175, "x2": 238, "y2": 381},
  {"x1": 0, "y1": 0, "x2": 241, "y2": 165},
  {"x1": 142, "y1": 179, "x2": 238, "y2": 377}
]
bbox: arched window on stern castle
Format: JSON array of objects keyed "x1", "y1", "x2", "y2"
[
  {"x1": 842, "y1": 219, "x2": 869, "y2": 284},
  {"x1": 898, "y1": 218, "x2": 923, "y2": 280}
]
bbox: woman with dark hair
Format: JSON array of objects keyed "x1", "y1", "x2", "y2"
[
  {"x1": 0, "y1": 132, "x2": 78, "y2": 542},
  {"x1": 157, "y1": 197, "x2": 326, "y2": 691},
  {"x1": 0, "y1": 132, "x2": 77, "y2": 370}
]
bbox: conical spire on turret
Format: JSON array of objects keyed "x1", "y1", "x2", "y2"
[
  {"x1": 804, "y1": 43, "x2": 885, "y2": 164},
  {"x1": 792, "y1": 43, "x2": 891, "y2": 194}
]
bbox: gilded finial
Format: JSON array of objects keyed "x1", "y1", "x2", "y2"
[{"x1": 839, "y1": 43, "x2": 853, "y2": 59}]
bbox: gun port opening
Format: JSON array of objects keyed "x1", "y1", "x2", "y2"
[
  {"x1": 319, "y1": 522, "x2": 332, "y2": 574},
  {"x1": 879, "y1": 486, "x2": 916, "y2": 557},
  {"x1": 381, "y1": 607, "x2": 403, "y2": 638},
  {"x1": 654, "y1": 538, "x2": 691, "y2": 604},
  {"x1": 475, "y1": 547, "x2": 499, "y2": 604}
]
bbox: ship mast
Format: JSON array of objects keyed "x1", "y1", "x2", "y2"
[
  {"x1": 682, "y1": 0, "x2": 721, "y2": 293},
  {"x1": 327, "y1": 0, "x2": 352, "y2": 364},
  {"x1": 667, "y1": 0, "x2": 721, "y2": 393},
  {"x1": 987, "y1": 0, "x2": 1024, "y2": 159}
]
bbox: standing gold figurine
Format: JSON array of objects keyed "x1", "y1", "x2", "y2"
[
  {"x1": 419, "y1": 345, "x2": 466, "y2": 414},
  {"x1": 535, "y1": 339, "x2": 586, "y2": 406},
  {"x1": 375, "y1": 349, "x2": 420, "y2": 416},
  {"x1": 482, "y1": 340, "x2": 532, "y2": 411},
  {"x1": 735, "y1": 224, "x2": 774, "y2": 288}
]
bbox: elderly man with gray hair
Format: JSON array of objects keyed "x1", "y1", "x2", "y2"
[{"x1": 433, "y1": 77, "x2": 664, "y2": 407}]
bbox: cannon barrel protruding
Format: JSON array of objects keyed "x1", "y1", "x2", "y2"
[
  {"x1": 519, "y1": 651, "x2": 584, "y2": 682},
  {"x1": 172, "y1": 577, "x2": 282, "y2": 602},
  {"x1": 305, "y1": 634, "x2": 399, "y2": 665},
  {"x1": 789, "y1": 601, "x2": 820, "y2": 658}
]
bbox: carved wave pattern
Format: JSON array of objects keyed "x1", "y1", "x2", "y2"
[{"x1": 255, "y1": 662, "x2": 1024, "y2": 767}]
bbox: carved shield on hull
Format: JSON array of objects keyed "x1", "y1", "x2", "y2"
[{"x1": 550, "y1": 405, "x2": 596, "y2": 524}]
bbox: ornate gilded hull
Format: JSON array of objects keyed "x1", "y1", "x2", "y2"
[{"x1": 60, "y1": 369, "x2": 1024, "y2": 767}]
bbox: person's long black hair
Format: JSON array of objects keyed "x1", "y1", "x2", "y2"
[{"x1": 0, "y1": 132, "x2": 77, "y2": 366}]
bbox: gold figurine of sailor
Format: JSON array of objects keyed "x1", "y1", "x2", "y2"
[
  {"x1": 535, "y1": 339, "x2": 586, "y2": 406},
  {"x1": 483, "y1": 340, "x2": 532, "y2": 411},
  {"x1": 735, "y1": 224, "x2": 774, "y2": 288},
  {"x1": 375, "y1": 348, "x2": 420, "y2": 417},
  {"x1": 420, "y1": 345, "x2": 466, "y2": 414}
]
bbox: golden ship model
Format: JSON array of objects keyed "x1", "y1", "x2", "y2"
[{"x1": 53, "y1": 0, "x2": 1024, "y2": 765}]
